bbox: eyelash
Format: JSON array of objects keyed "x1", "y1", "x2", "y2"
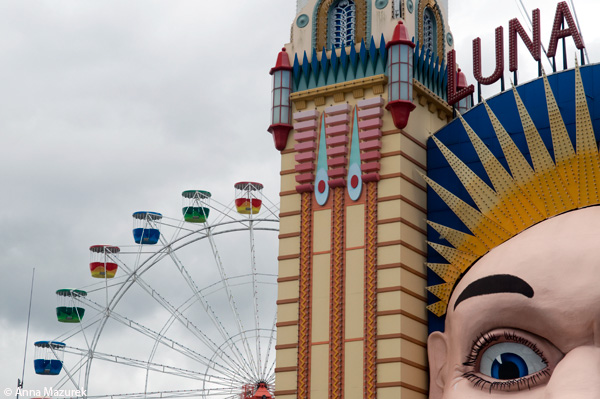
[{"x1": 462, "y1": 331, "x2": 550, "y2": 392}]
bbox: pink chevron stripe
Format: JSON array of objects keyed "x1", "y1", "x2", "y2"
[
  {"x1": 325, "y1": 103, "x2": 351, "y2": 115},
  {"x1": 358, "y1": 107, "x2": 383, "y2": 119},
  {"x1": 360, "y1": 151, "x2": 381, "y2": 162},
  {"x1": 295, "y1": 130, "x2": 318, "y2": 142},
  {"x1": 293, "y1": 109, "x2": 319, "y2": 121},
  {"x1": 295, "y1": 173, "x2": 315, "y2": 183},
  {"x1": 325, "y1": 124, "x2": 349, "y2": 137},
  {"x1": 357, "y1": 97, "x2": 384, "y2": 109},
  {"x1": 358, "y1": 129, "x2": 382, "y2": 141},
  {"x1": 296, "y1": 183, "x2": 314, "y2": 193},
  {"x1": 295, "y1": 152, "x2": 316, "y2": 162},
  {"x1": 295, "y1": 141, "x2": 317, "y2": 152},
  {"x1": 326, "y1": 135, "x2": 349, "y2": 147},
  {"x1": 325, "y1": 114, "x2": 350, "y2": 126},
  {"x1": 361, "y1": 161, "x2": 380, "y2": 173},
  {"x1": 327, "y1": 146, "x2": 348, "y2": 157},
  {"x1": 294, "y1": 119, "x2": 319, "y2": 132},
  {"x1": 328, "y1": 157, "x2": 347, "y2": 167},
  {"x1": 360, "y1": 140, "x2": 382, "y2": 151},
  {"x1": 362, "y1": 173, "x2": 380, "y2": 183},
  {"x1": 358, "y1": 118, "x2": 382, "y2": 130},
  {"x1": 295, "y1": 163, "x2": 314, "y2": 173},
  {"x1": 328, "y1": 178, "x2": 346, "y2": 188}
]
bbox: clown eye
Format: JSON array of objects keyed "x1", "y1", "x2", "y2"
[
  {"x1": 463, "y1": 330, "x2": 563, "y2": 391},
  {"x1": 479, "y1": 342, "x2": 546, "y2": 379}
]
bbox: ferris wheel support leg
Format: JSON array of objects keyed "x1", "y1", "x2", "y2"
[{"x1": 160, "y1": 244, "x2": 255, "y2": 375}]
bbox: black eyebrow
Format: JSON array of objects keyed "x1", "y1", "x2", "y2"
[{"x1": 453, "y1": 274, "x2": 534, "y2": 310}]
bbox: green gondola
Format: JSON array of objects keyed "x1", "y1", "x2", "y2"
[
  {"x1": 182, "y1": 190, "x2": 211, "y2": 223},
  {"x1": 56, "y1": 289, "x2": 87, "y2": 323}
]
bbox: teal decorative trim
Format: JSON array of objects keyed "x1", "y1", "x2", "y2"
[
  {"x1": 407, "y1": 0, "x2": 414, "y2": 13},
  {"x1": 375, "y1": 0, "x2": 388, "y2": 9},
  {"x1": 413, "y1": 40, "x2": 448, "y2": 100},
  {"x1": 446, "y1": 32, "x2": 453, "y2": 46},
  {"x1": 292, "y1": 35, "x2": 387, "y2": 91},
  {"x1": 297, "y1": 14, "x2": 310, "y2": 28},
  {"x1": 314, "y1": 116, "x2": 330, "y2": 206},
  {"x1": 347, "y1": 108, "x2": 363, "y2": 201}
]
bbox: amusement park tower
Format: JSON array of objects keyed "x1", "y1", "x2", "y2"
[{"x1": 267, "y1": 0, "x2": 457, "y2": 397}]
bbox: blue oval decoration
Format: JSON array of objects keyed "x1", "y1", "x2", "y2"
[
  {"x1": 375, "y1": 0, "x2": 388, "y2": 9},
  {"x1": 296, "y1": 14, "x2": 309, "y2": 28}
]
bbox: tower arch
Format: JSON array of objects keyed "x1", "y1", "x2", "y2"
[
  {"x1": 313, "y1": 0, "x2": 370, "y2": 51},
  {"x1": 417, "y1": 0, "x2": 445, "y2": 58}
]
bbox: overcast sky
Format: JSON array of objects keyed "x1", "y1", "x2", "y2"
[{"x1": 1, "y1": 0, "x2": 599, "y2": 397}]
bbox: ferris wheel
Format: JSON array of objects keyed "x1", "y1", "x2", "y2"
[{"x1": 36, "y1": 182, "x2": 279, "y2": 399}]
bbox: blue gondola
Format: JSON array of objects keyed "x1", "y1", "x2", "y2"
[
  {"x1": 33, "y1": 341, "x2": 65, "y2": 375},
  {"x1": 132, "y1": 211, "x2": 162, "y2": 244}
]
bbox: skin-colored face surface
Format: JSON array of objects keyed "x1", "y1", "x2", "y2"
[{"x1": 428, "y1": 207, "x2": 600, "y2": 398}]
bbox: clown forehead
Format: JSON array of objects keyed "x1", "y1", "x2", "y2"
[{"x1": 445, "y1": 207, "x2": 600, "y2": 348}]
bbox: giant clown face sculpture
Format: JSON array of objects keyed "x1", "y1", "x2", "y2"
[
  {"x1": 428, "y1": 207, "x2": 600, "y2": 397},
  {"x1": 425, "y1": 63, "x2": 600, "y2": 398}
]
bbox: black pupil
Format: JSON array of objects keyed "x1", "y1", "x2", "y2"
[{"x1": 498, "y1": 361, "x2": 521, "y2": 380}]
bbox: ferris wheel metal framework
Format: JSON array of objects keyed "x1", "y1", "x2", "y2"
[{"x1": 45, "y1": 185, "x2": 279, "y2": 399}]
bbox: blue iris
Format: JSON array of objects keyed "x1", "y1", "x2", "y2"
[{"x1": 491, "y1": 353, "x2": 528, "y2": 379}]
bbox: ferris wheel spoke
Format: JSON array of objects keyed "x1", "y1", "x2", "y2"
[
  {"x1": 204, "y1": 224, "x2": 260, "y2": 379},
  {"x1": 142, "y1": 293, "x2": 252, "y2": 389},
  {"x1": 53, "y1": 313, "x2": 103, "y2": 343},
  {"x1": 64, "y1": 345, "x2": 235, "y2": 383},
  {"x1": 261, "y1": 314, "x2": 278, "y2": 380},
  {"x1": 258, "y1": 195, "x2": 280, "y2": 221},
  {"x1": 113, "y1": 270, "x2": 253, "y2": 379},
  {"x1": 81, "y1": 252, "x2": 253, "y2": 391},
  {"x1": 49, "y1": 346, "x2": 83, "y2": 392},
  {"x1": 85, "y1": 387, "x2": 246, "y2": 399},
  {"x1": 81, "y1": 292, "x2": 248, "y2": 381},
  {"x1": 158, "y1": 243, "x2": 255, "y2": 374},
  {"x1": 247, "y1": 218, "x2": 262, "y2": 376},
  {"x1": 50, "y1": 353, "x2": 89, "y2": 392}
]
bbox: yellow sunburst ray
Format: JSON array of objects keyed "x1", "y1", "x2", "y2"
[
  {"x1": 574, "y1": 61, "x2": 600, "y2": 207},
  {"x1": 427, "y1": 242, "x2": 480, "y2": 273},
  {"x1": 427, "y1": 220, "x2": 487, "y2": 256},
  {"x1": 431, "y1": 135, "x2": 512, "y2": 232},
  {"x1": 427, "y1": 282, "x2": 453, "y2": 304},
  {"x1": 427, "y1": 301, "x2": 448, "y2": 317},
  {"x1": 459, "y1": 114, "x2": 544, "y2": 231},
  {"x1": 428, "y1": 263, "x2": 462, "y2": 283},
  {"x1": 421, "y1": 173, "x2": 512, "y2": 249},
  {"x1": 513, "y1": 85, "x2": 575, "y2": 216},
  {"x1": 483, "y1": 100, "x2": 548, "y2": 218},
  {"x1": 542, "y1": 70, "x2": 578, "y2": 201}
]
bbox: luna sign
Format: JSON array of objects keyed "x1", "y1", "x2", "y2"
[{"x1": 447, "y1": 1, "x2": 585, "y2": 106}]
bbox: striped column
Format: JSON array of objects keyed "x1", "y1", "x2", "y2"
[
  {"x1": 357, "y1": 97, "x2": 384, "y2": 182},
  {"x1": 292, "y1": 109, "x2": 320, "y2": 396},
  {"x1": 293, "y1": 109, "x2": 320, "y2": 193},
  {"x1": 324, "y1": 103, "x2": 351, "y2": 399},
  {"x1": 357, "y1": 97, "x2": 383, "y2": 397},
  {"x1": 325, "y1": 104, "x2": 351, "y2": 188}
]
